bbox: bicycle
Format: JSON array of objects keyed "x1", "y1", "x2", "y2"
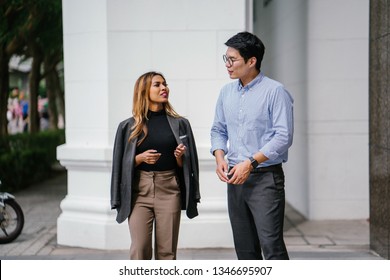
[{"x1": 0, "y1": 180, "x2": 24, "y2": 244}]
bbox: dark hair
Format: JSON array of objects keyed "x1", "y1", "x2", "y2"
[{"x1": 225, "y1": 31, "x2": 265, "y2": 71}]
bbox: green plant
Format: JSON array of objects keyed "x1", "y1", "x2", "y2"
[{"x1": 0, "y1": 129, "x2": 65, "y2": 192}]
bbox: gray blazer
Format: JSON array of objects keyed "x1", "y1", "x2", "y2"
[{"x1": 110, "y1": 115, "x2": 200, "y2": 223}]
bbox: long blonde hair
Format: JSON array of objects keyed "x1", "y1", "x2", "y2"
[{"x1": 129, "y1": 71, "x2": 180, "y2": 145}]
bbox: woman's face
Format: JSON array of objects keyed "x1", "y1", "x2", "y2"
[{"x1": 148, "y1": 75, "x2": 169, "y2": 110}]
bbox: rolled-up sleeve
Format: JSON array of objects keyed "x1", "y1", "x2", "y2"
[
  {"x1": 210, "y1": 92, "x2": 229, "y2": 156},
  {"x1": 260, "y1": 86, "x2": 294, "y2": 161}
]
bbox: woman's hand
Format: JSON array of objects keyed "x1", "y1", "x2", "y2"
[
  {"x1": 174, "y1": 143, "x2": 186, "y2": 158},
  {"x1": 135, "y1": 149, "x2": 161, "y2": 166},
  {"x1": 174, "y1": 144, "x2": 186, "y2": 167}
]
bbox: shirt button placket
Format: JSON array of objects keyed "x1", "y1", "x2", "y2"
[{"x1": 238, "y1": 90, "x2": 246, "y2": 157}]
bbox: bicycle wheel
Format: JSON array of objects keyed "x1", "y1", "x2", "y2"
[{"x1": 0, "y1": 199, "x2": 24, "y2": 244}]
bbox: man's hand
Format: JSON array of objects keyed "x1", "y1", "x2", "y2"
[
  {"x1": 216, "y1": 159, "x2": 229, "y2": 182},
  {"x1": 214, "y1": 150, "x2": 229, "y2": 182},
  {"x1": 227, "y1": 160, "x2": 252, "y2": 185}
]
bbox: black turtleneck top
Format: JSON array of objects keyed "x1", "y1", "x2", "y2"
[{"x1": 136, "y1": 110, "x2": 177, "y2": 171}]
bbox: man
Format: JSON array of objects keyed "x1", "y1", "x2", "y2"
[{"x1": 210, "y1": 32, "x2": 293, "y2": 260}]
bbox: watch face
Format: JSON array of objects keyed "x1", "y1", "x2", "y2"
[{"x1": 250, "y1": 157, "x2": 258, "y2": 168}]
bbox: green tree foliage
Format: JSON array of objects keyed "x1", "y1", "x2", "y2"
[
  {"x1": 0, "y1": 0, "x2": 28, "y2": 136},
  {"x1": 0, "y1": 0, "x2": 63, "y2": 135}
]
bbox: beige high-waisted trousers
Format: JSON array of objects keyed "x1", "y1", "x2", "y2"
[{"x1": 129, "y1": 169, "x2": 181, "y2": 260}]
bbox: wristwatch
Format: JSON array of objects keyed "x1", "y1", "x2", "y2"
[{"x1": 249, "y1": 156, "x2": 258, "y2": 169}]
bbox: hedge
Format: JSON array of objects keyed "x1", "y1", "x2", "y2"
[{"x1": 0, "y1": 129, "x2": 65, "y2": 192}]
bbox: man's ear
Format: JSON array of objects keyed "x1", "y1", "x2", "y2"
[{"x1": 249, "y1": 57, "x2": 257, "y2": 68}]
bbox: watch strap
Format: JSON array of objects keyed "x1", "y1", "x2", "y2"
[{"x1": 249, "y1": 156, "x2": 258, "y2": 169}]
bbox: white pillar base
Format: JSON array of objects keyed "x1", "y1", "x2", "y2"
[
  {"x1": 57, "y1": 196, "x2": 130, "y2": 250},
  {"x1": 178, "y1": 159, "x2": 233, "y2": 248},
  {"x1": 179, "y1": 199, "x2": 233, "y2": 248},
  {"x1": 56, "y1": 144, "x2": 130, "y2": 250},
  {"x1": 57, "y1": 145, "x2": 233, "y2": 249}
]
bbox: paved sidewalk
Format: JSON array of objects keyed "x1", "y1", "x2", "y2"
[{"x1": 0, "y1": 172, "x2": 383, "y2": 260}]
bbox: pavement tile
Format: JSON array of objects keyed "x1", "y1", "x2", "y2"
[{"x1": 0, "y1": 172, "x2": 385, "y2": 260}]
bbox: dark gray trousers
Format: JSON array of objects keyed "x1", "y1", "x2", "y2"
[{"x1": 227, "y1": 168, "x2": 289, "y2": 260}]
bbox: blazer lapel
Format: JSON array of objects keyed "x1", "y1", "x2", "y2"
[{"x1": 167, "y1": 115, "x2": 181, "y2": 144}]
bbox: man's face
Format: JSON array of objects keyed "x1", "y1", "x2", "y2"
[{"x1": 224, "y1": 47, "x2": 251, "y2": 80}]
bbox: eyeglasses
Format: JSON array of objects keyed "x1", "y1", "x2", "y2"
[{"x1": 223, "y1": 54, "x2": 243, "y2": 67}]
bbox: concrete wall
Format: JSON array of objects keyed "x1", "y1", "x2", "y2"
[{"x1": 369, "y1": 0, "x2": 390, "y2": 260}]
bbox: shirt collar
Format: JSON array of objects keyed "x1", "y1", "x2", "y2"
[{"x1": 237, "y1": 72, "x2": 264, "y2": 91}]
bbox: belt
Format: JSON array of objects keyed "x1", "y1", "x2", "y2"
[
  {"x1": 251, "y1": 163, "x2": 282, "y2": 173},
  {"x1": 228, "y1": 163, "x2": 282, "y2": 173}
]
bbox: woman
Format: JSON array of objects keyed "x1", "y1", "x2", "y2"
[{"x1": 110, "y1": 71, "x2": 200, "y2": 260}]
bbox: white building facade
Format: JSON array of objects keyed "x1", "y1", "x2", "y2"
[{"x1": 57, "y1": 0, "x2": 369, "y2": 249}]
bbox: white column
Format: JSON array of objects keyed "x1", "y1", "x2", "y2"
[
  {"x1": 254, "y1": 0, "x2": 369, "y2": 220},
  {"x1": 57, "y1": 0, "x2": 247, "y2": 249},
  {"x1": 57, "y1": 0, "x2": 128, "y2": 249},
  {"x1": 306, "y1": 0, "x2": 369, "y2": 219},
  {"x1": 253, "y1": 0, "x2": 311, "y2": 218}
]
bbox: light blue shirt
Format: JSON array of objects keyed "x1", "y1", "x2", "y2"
[{"x1": 210, "y1": 72, "x2": 294, "y2": 167}]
